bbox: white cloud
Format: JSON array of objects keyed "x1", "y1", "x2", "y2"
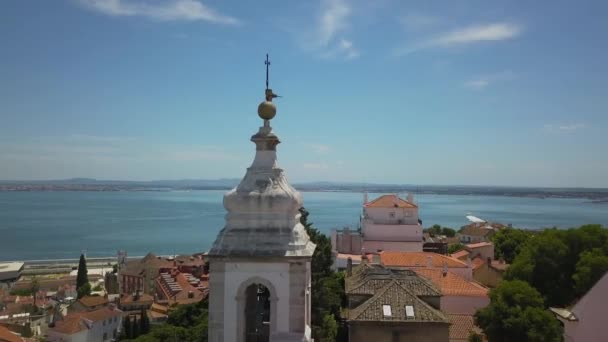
[
  {"x1": 305, "y1": 143, "x2": 331, "y2": 154},
  {"x1": 395, "y1": 22, "x2": 523, "y2": 55},
  {"x1": 301, "y1": 0, "x2": 359, "y2": 60},
  {"x1": 463, "y1": 71, "x2": 516, "y2": 90},
  {"x1": 78, "y1": 0, "x2": 240, "y2": 25},
  {"x1": 543, "y1": 123, "x2": 587, "y2": 133}
]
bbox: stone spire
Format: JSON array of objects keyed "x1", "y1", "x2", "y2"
[{"x1": 208, "y1": 57, "x2": 314, "y2": 258}]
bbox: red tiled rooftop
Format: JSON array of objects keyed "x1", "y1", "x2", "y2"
[
  {"x1": 381, "y1": 251, "x2": 468, "y2": 269},
  {"x1": 77, "y1": 295, "x2": 108, "y2": 308},
  {"x1": 0, "y1": 325, "x2": 25, "y2": 342},
  {"x1": 364, "y1": 194, "x2": 417, "y2": 208},
  {"x1": 414, "y1": 269, "x2": 489, "y2": 297},
  {"x1": 448, "y1": 314, "x2": 481, "y2": 341},
  {"x1": 466, "y1": 242, "x2": 493, "y2": 249},
  {"x1": 451, "y1": 250, "x2": 471, "y2": 260}
]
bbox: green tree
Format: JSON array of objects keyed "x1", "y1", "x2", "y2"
[
  {"x1": 140, "y1": 308, "x2": 150, "y2": 334},
  {"x1": 76, "y1": 253, "x2": 89, "y2": 290},
  {"x1": 31, "y1": 277, "x2": 40, "y2": 307},
  {"x1": 427, "y1": 224, "x2": 442, "y2": 236},
  {"x1": 572, "y1": 248, "x2": 608, "y2": 297},
  {"x1": 316, "y1": 312, "x2": 338, "y2": 341},
  {"x1": 468, "y1": 332, "x2": 483, "y2": 342},
  {"x1": 448, "y1": 243, "x2": 466, "y2": 254},
  {"x1": 132, "y1": 316, "x2": 140, "y2": 338},
  {"x1": 441, "y1": 227, "x2": 456, "y2": 237},
  {"x1": 475, "y1": 280, "x2": 562, "y2": 342},
  {"x1": 491, "y1": 227, "x2": 531, "y2": 263},
  {"x1": 77, "y1": 282, "x2": 91, "y2": 299}
]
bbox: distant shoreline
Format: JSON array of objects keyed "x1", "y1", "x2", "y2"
[{"x1": 1, "y1": 184, "x2": 607, "y2": 201}]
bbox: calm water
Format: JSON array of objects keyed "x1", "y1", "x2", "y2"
[{"x1": 0, "y1": 191, "x2": 606, "y2": 260}]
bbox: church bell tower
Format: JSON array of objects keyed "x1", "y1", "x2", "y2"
[{"x1": 207, "y1": 55, "x2": 316, "y2": 342}]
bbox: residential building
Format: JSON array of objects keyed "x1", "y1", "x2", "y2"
[
  {"x1": 0, "y1": 263, "x2": 24, "y2": 283},
  {"x1": 46, "y1": 306, "x2": 123, "y2": 342},
  {"x1": 458, "y1": 222, "x2": 505, "y2": 244},
  {"x1": 471, "y1": 257, "x2": 508, "y2": 288},
  {"x1": 119, "y1": 253, "x2": 173, "y2": 295},
  {"x1": 207, "y1": 81, "x2": 315, "y2": 341},
  {"x1": 345, "y1": 262, "x2": 449, "y2": 342},
  {"x1": 68, "y1": 296, "x2": 108, "y2": 313},
  {"x1": 332, "y1": 194, "x2": 424, "y2": 257},
  {"x1": 155, "y1": 270, "x2": 207, "y2": 306},
  {"x1": 413, "y1": 269, "x2": 490, "y2": 315},
  {"x1": 380, "y1": 251, "x2": 473, "y2": 280},
  {"x1": 550, "y1": 271, "x2": 608, "y2": 342},
  {"x1": 118, "y1": 293, "x2": 153, "y2": 314}
]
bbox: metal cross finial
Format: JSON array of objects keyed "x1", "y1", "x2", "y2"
[{"x1": 265, "y1": 53, "x2": 271, "y2": 89}]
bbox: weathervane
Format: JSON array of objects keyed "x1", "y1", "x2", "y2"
[{"x1": 264, "y1": 53, "x2": 280, "y2": 101}]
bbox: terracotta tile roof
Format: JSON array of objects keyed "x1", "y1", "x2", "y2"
[
  {"x1": 414, "y1": 269, "x2": 489, "y2": 297},
  {"x1": 51, "y1": 314, "x2": 86, "y2": 334},
  {"x1": 460, "y1": 223, "x2": 505, "y2": 237},
  {"x1": 80, "y1": 307, "x2": 122, "y2": 322},
  {"x1": 471, "y1": 257, "x2": 509, "y2": 272},
  {"x1": 346, "y1": 264, "x2": 440, "y2": 297},
  {"x1": 51, "y1": 307, "x2": 122, "y2": 335},
  {"x1": 77, "y1": 295, "x2": 108, "y2": 308},
  {"x1": 121, "y1": 252, "x2": 174, "y2": 277},
  {"x1": 336, "y1": 253, "x2": 362, "y2": 261},
  {"x1": 381, "y1": 251, "x2": 468, "y2": 269},
  {"x1": 0, "y1": 325, "x2": 25, "y2": 342},
  {"x1": 451, "y1": 250, "x2": 471, "y2": 260},
  {"x1": 471, "y1": 257, "x2": 485, "y2": 271},
  {"x1": 121, "y1": 293, "x2": 154, "y2": 304},
  {"x1": 466, "y1": 242, "x2": 493, "y2": 249},
  {"x1": 364, "y1": 194, "x2": 417, "y2": 208},
  {"x1": 349, "y1": 280, "x2": 447, "y2": 323},
  {"x1": 448, "y1": 314, "x2": 481, "y2": 341}
]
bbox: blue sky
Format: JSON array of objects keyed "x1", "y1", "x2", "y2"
[{"x1": 1, "y1": 0, "x2": 607, "y2": 187}]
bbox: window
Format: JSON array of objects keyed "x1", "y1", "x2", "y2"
[
  {"x1": 389, "y1": 212, "x2": 395, "y2": 218},
  {"x1": 382, "y1": 304, "x2": 392, "y2": 317},
  {"x1": 102, "y1": 319, "x2": 106, "y2": 326},
  {"x1": 405, "y1": 305, "x2": 415, "y2": 318},
  {"x1": 103, "y1": 332, "x2": 108, "y2": 341}
]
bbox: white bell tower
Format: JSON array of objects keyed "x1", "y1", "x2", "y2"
[{"x1": 207, "y1": 55, "x2": 315, "y2": 342}]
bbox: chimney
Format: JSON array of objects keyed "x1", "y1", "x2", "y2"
[
  {"x1": 346, "y1": 258, "x2": 353, "y2": 276},
  {"x1": 393, "y1": 194, "x2": 399, "y2": 207},
  {"x1": 442, "y1": 262, "x2": 448, "y2": 277},
  {"x1": 188, "y1": 291, "x2": 194, "y2": 299},
  {"x1": 361, "y1": 252, "x2": 368, "y2": 265},
  {"x1": 407, "y1": 193, "x2": 414, "y2": 203},
  {"x1": 363, "y1": 192, "x2": 368, "y2": 204},
  {"x1": 487, "y1": 257, "x2": 492, "y2": 267}
]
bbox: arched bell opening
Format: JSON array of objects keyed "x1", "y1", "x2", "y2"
[{"x1": 244, "y1": 283, "x2": 271, "y2": 342}]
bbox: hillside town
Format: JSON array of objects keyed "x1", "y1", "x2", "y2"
[{"x1": 1, "y1": 58, "x2": 607, "y2": 342}]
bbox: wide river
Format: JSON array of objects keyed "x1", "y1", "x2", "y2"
[{"x1": 0, "y1": 191, "x2": 606, "y2": 261}]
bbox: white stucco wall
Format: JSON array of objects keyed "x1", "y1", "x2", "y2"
[
  {"x1": 223, "y1": 262, "x2": 291, "y2": 342},
  {"x1": 362, "y1": 240, "x2": 422, "y2": 253},
  {"x1": 364, "y1": 207, "x2": 419, "y2": 225},
  {"x1": 441, "y1": 296, "x2": 490, "y2": 315},
  {"x1": 362, "y1": 222, "x2": 422, "y2": 242}
]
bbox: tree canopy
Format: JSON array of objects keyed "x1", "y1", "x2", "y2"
[
  {"x1": 475, "y1": 280, "x2": 562, "y2": 342},
  {"x1": 506, "y1": 224, "x2": 608, "y2": 306},
  {"x1": 76, "y1": 253, "x2": 89, "y2": 298},
  {"x1": 491, "y1": 227, "x2": 532, "y2": 263}
]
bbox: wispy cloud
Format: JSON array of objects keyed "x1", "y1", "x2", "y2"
[
  {"x1": 301, "y1": 0, "x2": 359, "y2": 60},
  {"x1": 395, "y1": 22, "x2": 523, "y2": 56},
  {"x1": 78, "y1": 0, "x2": 240, "y2": 25},
  {"x1": 463, "y1": 71, "x2": 516, "y2": 90},
  {"x1": 304, "y1": 143, "x2": 331, "y2": 154},
  {"x1": 543, "y1": 123, "x2": 587, "y2": 133}
]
